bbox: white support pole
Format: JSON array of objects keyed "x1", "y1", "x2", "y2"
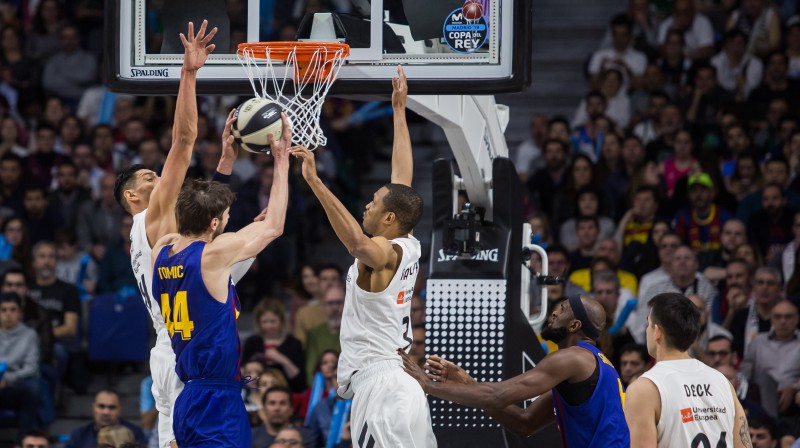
[{"x1": 406, "y1": 95, "x2": 509, "y2": 221}]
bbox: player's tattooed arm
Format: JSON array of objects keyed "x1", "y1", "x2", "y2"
[{"x1": 738, "y1": 415, "x2": 752, "y2": 448}]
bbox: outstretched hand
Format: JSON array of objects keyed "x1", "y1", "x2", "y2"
[
  {"x1": 399, "y1": 349, "x2": 428, "y2": 389},
  {"x1": 180, "y1": 20, "x2": 218, "y2": 71},
  {"x1": 289, "y1": 146, "x2": 319, "y2": 183},
  {"x1": 391, "y1": 65, "x2": 407, "y2": 110},
  {"x1": 425, "y1": 355, "x2": 476, "y2": 385},
  {"x1": 221, "y1": 109, "x2": 239, "y2": 161},
  {"x1": 268, "y1": 113, "x2": 293, "y2": 162}
]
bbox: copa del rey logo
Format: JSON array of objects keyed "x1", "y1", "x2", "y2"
[{"x1": 436, "y1": 248, "x2": 499, "y2": 262}]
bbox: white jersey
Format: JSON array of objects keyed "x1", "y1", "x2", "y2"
[
  {"x1": 337, "y1": 234, "x2": 421, "y2": 398},
  {"x1": 641, "y1": 359, "x2": 736, "y2": 448},
  {"x1": 130, "y1": 210, "x2": 170, "y2": 343}
]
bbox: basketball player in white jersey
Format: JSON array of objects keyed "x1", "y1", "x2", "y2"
[
  {"x1": 625, "y1": 292, "x2": 753, "y2": 447},
  {"x1": 113, "y1": 20, "x2": 252, "y2": 448},
  {"x1": 290, "y1": 66, "x2": 436, "y2": 447}
]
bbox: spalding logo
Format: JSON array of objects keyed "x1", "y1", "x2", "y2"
[{"x1": 263, "y1": 109, "x2": 278, "y2": 120}]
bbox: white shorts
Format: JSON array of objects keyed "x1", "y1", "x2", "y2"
[
  {"x1": 150, "y1": 343, "x2": 184, "y2": 448},
  {"x1": 350, "y1": 360, "x2": 437, "y2": 448}
]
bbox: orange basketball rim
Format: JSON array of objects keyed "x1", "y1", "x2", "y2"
[{"x1": 237, "y1": 42, "x2": 350, "y2": 83}]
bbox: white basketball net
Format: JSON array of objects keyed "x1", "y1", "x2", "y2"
[{"x1": 237, "y1": 44, "x2": 348, "y2": 149}]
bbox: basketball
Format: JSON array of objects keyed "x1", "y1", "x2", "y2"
[
  {"x1": 232, "y1": 97, "x2": 284, "y2": 153},
  {"x1": 462, "y1": 0, "x2": 483, "y2": 21}
]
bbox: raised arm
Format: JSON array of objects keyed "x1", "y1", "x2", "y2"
[
  {"x1": 290, "y1": 146, "x2": 395, "y2": 270},
  {"x1": 390, "y1": 66, "x2": 413, "y2": 187},
  {"x1": 146, "y1": 20, "x2": 217, "y2": 244},
  {"x1": 205, "y1": 114, "x2": 292, "y2": 267}
]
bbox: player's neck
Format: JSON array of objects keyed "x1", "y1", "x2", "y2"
[{"x1": 655, "y1": 346, "x2": 691, "y2": 362}]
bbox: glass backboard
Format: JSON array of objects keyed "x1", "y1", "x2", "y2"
[{"x1": 104, "y1": 0, "x2": 532, "y2": 95}]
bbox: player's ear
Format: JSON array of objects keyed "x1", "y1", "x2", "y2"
[
  {"x1": 123, "y1": 189, "x2": 136, "y2": 203},
  {"x1": 383, "y1": 211, "x2": 396, "y2": 226}
]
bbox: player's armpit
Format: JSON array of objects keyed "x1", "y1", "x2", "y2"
[
  {"x1": 349, "y1": 235, "x2": 395, "y2": 271},
  {"x1": 624, "y1": 377, "x2": 659, "y2": 448}
]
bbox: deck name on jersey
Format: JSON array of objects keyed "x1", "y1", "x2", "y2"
[{"x1": 684, "y1": 384, "x2": 713, "y2": 397}]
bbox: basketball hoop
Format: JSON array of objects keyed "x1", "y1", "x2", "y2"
[{"x1": 237, "y1": 42, "x2": 350, "y2": 149}]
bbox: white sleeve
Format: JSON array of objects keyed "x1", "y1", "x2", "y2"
[
  {"x1": 693, "y1": 14, "x2": 715, "y2": 48},
  {"x1": 231, "y1": 258, "x2": 255, "y2": 284}
]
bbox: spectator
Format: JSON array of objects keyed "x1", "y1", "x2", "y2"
[
  {"x1": 251, "y1": 386, "x2": 316, "y2": 448},
  {"x1": 788, "y1": 19, "x2": 800, "y2": 80},
  {"x1": 0, "y1": 153, "x2": 26, "y2": 215},
  {"x1": 54, "y1": 227, "x2": 97, "y2": 297},
  {"x1": 305, "y1": 285, "x2": 344, "y2": 386},
  {"x1": 674, "y1": 172, "x2": 732, "y2": 254},
  {"x1": 65, "y1": 389, "x2": 147, "y2": 448},
  {"x1": 726, "y1": 0, "x2": 781, "y2": 59},
  {"x1": 628, "y1": 219, "x2": 671, "y2": 278},
  {"x1": 27, "y1": 241, "x2": 80, "y2": 378},
  {"x1": 725, "y1": 152, "x2": 763, "y2": 201},
  {"x1": 607, "y1": 135, "x2": 648, "y2": 213},
  {"x1": 97, "y1": 425, "x2": 135, "y2": 447},
  {"x1": 526, "y1": 139, "x2": 569, "y2": 218},
  {"x1": 747, "y1": 183, "x2": 794, "y2": 261},
  {"x1": 645, "y1": 103, "x2": 683, "y2": 163},
  {"x1": 571, "y1": 90, "x2": 608, "y2": 135},
  {"x1": 552, "y1": 155, "x2": 599, "y2": 227},
  {"x1": 0, "y1": 118, "x2": 29, "y2": 158},
  {"x1": 24, "y1": 0, "x2": 64, "y2": 62},
  {"x1": 90, "y1": 125, "x2": 115, "y2": 171},
  {"x1": 738, "y1": 156, "x2": 800, "y2": 223},
  {"x1": 656, "y1": 0, "x2": 715, "y2": 61},
  {"x1": 24, "y1": 125, "x2": 69, "y2": 189},
  {"x1": 49, "y1": 162, "x2": 92, "y2": 230},
  {"x1": 683, "y1": 64, "x2": 735, "y2": 135},
  {"x1": 706, "y1": 334, "x2": 738, "y2": 368},
  {"x1": 658, "y1": 129, "x2": 698, "y2": 198},
  {"x1": 598, "y1": 0, "x2": 660, "y2": 56},
  {"x1": 721, "y1": 260, "x2": 755, "y2": 328},
  {"x1": 305, "y1": 363, "x2": 352, "y2": 448},
  {"x1": 716, "y1": 365, "x2": 772, "y2": 423},
  {"x1": 271, "y1": 428, "x2": 304, "y2": 448},
  {"x1": 686, "y1": 293, "x2": 733, "y2": 364},
  {"x1": 0, "y1": 292, "x2": 40, "y2": 445},
  {"x1": 570, "y1": 238, "x2": 638, "y2": 294},
  {"x1": 529, "y1": 245, "x2": 586, "y2": 312},
  {"x1": 618, "y1": 343, "x2": 650, "y2": 387},
  {"x1": 0, "y1": 27, "x2": 41, "y2": 104},
  {"x1": 95, "y1": 214, "x2": 136, "y2": 294},
  {"x1": 595, "y1": 132, "x2": 624, "y2": 187},
  {"x1": 22, "y1": 185, "x2": 62, "y2": 244},
  {"x1": 657, "y1": 31, "x2": 692, "y2": 98},
  {"x1": 748, "y1": 417, "x2": 780, "y2": 448},
  {"x1": 591, "y1": 270, "x2": 636, "y2": 363},
  {"x1": 21, "y1": 430, "x2": 49, "y2": 448},
  {"x1": 293, "y1": 264, "x2": 341, "y2": 347},
  {"x1": 635, "y1": 245, "x2": 718, "y2": 342},
  {"x1": 559, "y1": 188, "x2": 616, "y2": 250},
  {"x1": 286, "y1": 263, "x2": 322, "y2": 329},
  {"x1": 740, "y1": 300, "x2": 800, "y2": 418},
  {"x1": 242, "y1": 299, "x2": 306, "y2": 392},
  {"x1": 638, "y1": 232, "x2": 682, "y2": 296},
  {"x1": 410, "y1": 294, "x2": 425, "y2": 326},
  {"x1": 588, "y1": 14, "x2": 647, "y2": 89},
  {"x1": 748, "y1": 52, "x2": 800, "y2": 127},
  {"x1": 711, "y1": 30, "x2": 764, "y2": 100},
  {"x1": 701, "y1": 218, "x2": 747, "y2": 279},
  {"x1": 615, "y1": 185, "x2": 660, "y2": 254},
  {"x1": 296, "y1": 350, "x2": 339, "y2": 419},
  {"x1": 409, "y1": 323, "x2": 426, "y2": 366},
  {"x1": 71, "y1": 144, "x2": 105, "y2": 199},
  {"x1": 735, "y1": 242, "x2": 765, "y2": 270},
  {"x1": 730, "y1": 267, "x2": 783, "y2": 358},
  {"x1": 75, "y1": 172, "x2": 123, "y2": 261},
  {"x1": 0, "y1": 215, "x2": 31, "y2": 274},
  {"x1": 138, "y1": 376, "x2": 158, "y2": 446},
  {"x1": 56, "y1": 115, "x2": 84, "y2": 155},
  {"x1": 2, "y1": 267, "x2": 54, "y2": 366},
  {"x1": 512, "y1": 114, "x2": 548, "y2": 182},
  {"x1": 568, "y1": 215, "x2": 601, "y2": 271}
]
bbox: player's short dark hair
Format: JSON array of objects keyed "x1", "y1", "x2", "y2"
[
  {"x1": 263, "y1": 385, "x2": 292, "y2": 406},
  {"x1": 619, "y1": 343, "x2": 648, "y2": 363},
  {"x1": 114, "y1": 164, "x2": 148, "y2": 213},
  {"x1": 648, "y1": 293, "x2": 701, "y2": 351},
  {"x1": 748, "y1": 417, "x2": 777, "y2": 440},
  {"x1": 175, "y1": 179, "x2": 235, "y2": 236},
  {"x1": 381, "y1": 183, "x2": 423, "y2": 233}
]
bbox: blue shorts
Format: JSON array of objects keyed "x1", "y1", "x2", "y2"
[{"x1": 173, "y1": 378, "x2": 250, "y2": 448}]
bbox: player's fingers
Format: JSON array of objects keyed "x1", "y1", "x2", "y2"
[
  {"x1": 280, "y1": 112, "x2": 291, "y2": 138},
  {"x1": 179, "y1": 33, "x2": 189, "y2": 46},
  {"x1": 267, "y1": 133, "x2": 276, "y2": 146},
  {"x1": 206, "y1": 44, "x2": 216, "y2": 54},
  {"x1": 187, "y1": 22, "x2": 195, "y2": 40},
  {"x1": 197, "y1": 20, "x2": 208, "y2": 40},
  {"x1": 202, "y1": 27, "x2": 218, "y2": 44}
]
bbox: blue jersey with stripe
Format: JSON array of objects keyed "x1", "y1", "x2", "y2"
[
  {"x1": 552, "y1": 342, "x2": 630, "y2": 448},
  {"x1": 152, "y1": 241, "x2": 241, "y2": 383}
]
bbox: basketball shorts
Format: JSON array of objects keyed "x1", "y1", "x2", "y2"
[
  {"x1": 173, "y1": 378, "x2": 250, "y2": 448},
  {"x1": 349, "y1": 359, "x2": 438, "y2": 448},
  {"x1": 150, "y1": 343, "x2": 183, "y2": 448}
]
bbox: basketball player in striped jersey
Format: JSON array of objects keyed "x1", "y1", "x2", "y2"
[
  {"x1": 113, "y1": 20, "x2": 250, "y2": 448},
  {"x1": 290, "y1": 66, "x2": 436, "y2": 447},
  {"x1": 625, "y1": 293, "x2": 752, "y2": 447}
]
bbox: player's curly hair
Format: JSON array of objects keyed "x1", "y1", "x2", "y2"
[
  {"x1": 175, "y1": 179, "x2": 235, "y2": 236},
  {"x1": 381, "y1": 183, "x2": 423, "y2": 233}
]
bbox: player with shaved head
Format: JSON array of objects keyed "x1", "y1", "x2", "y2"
[{"x1": 401, "y1": 295, "x2": 630, "y2": 447}]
